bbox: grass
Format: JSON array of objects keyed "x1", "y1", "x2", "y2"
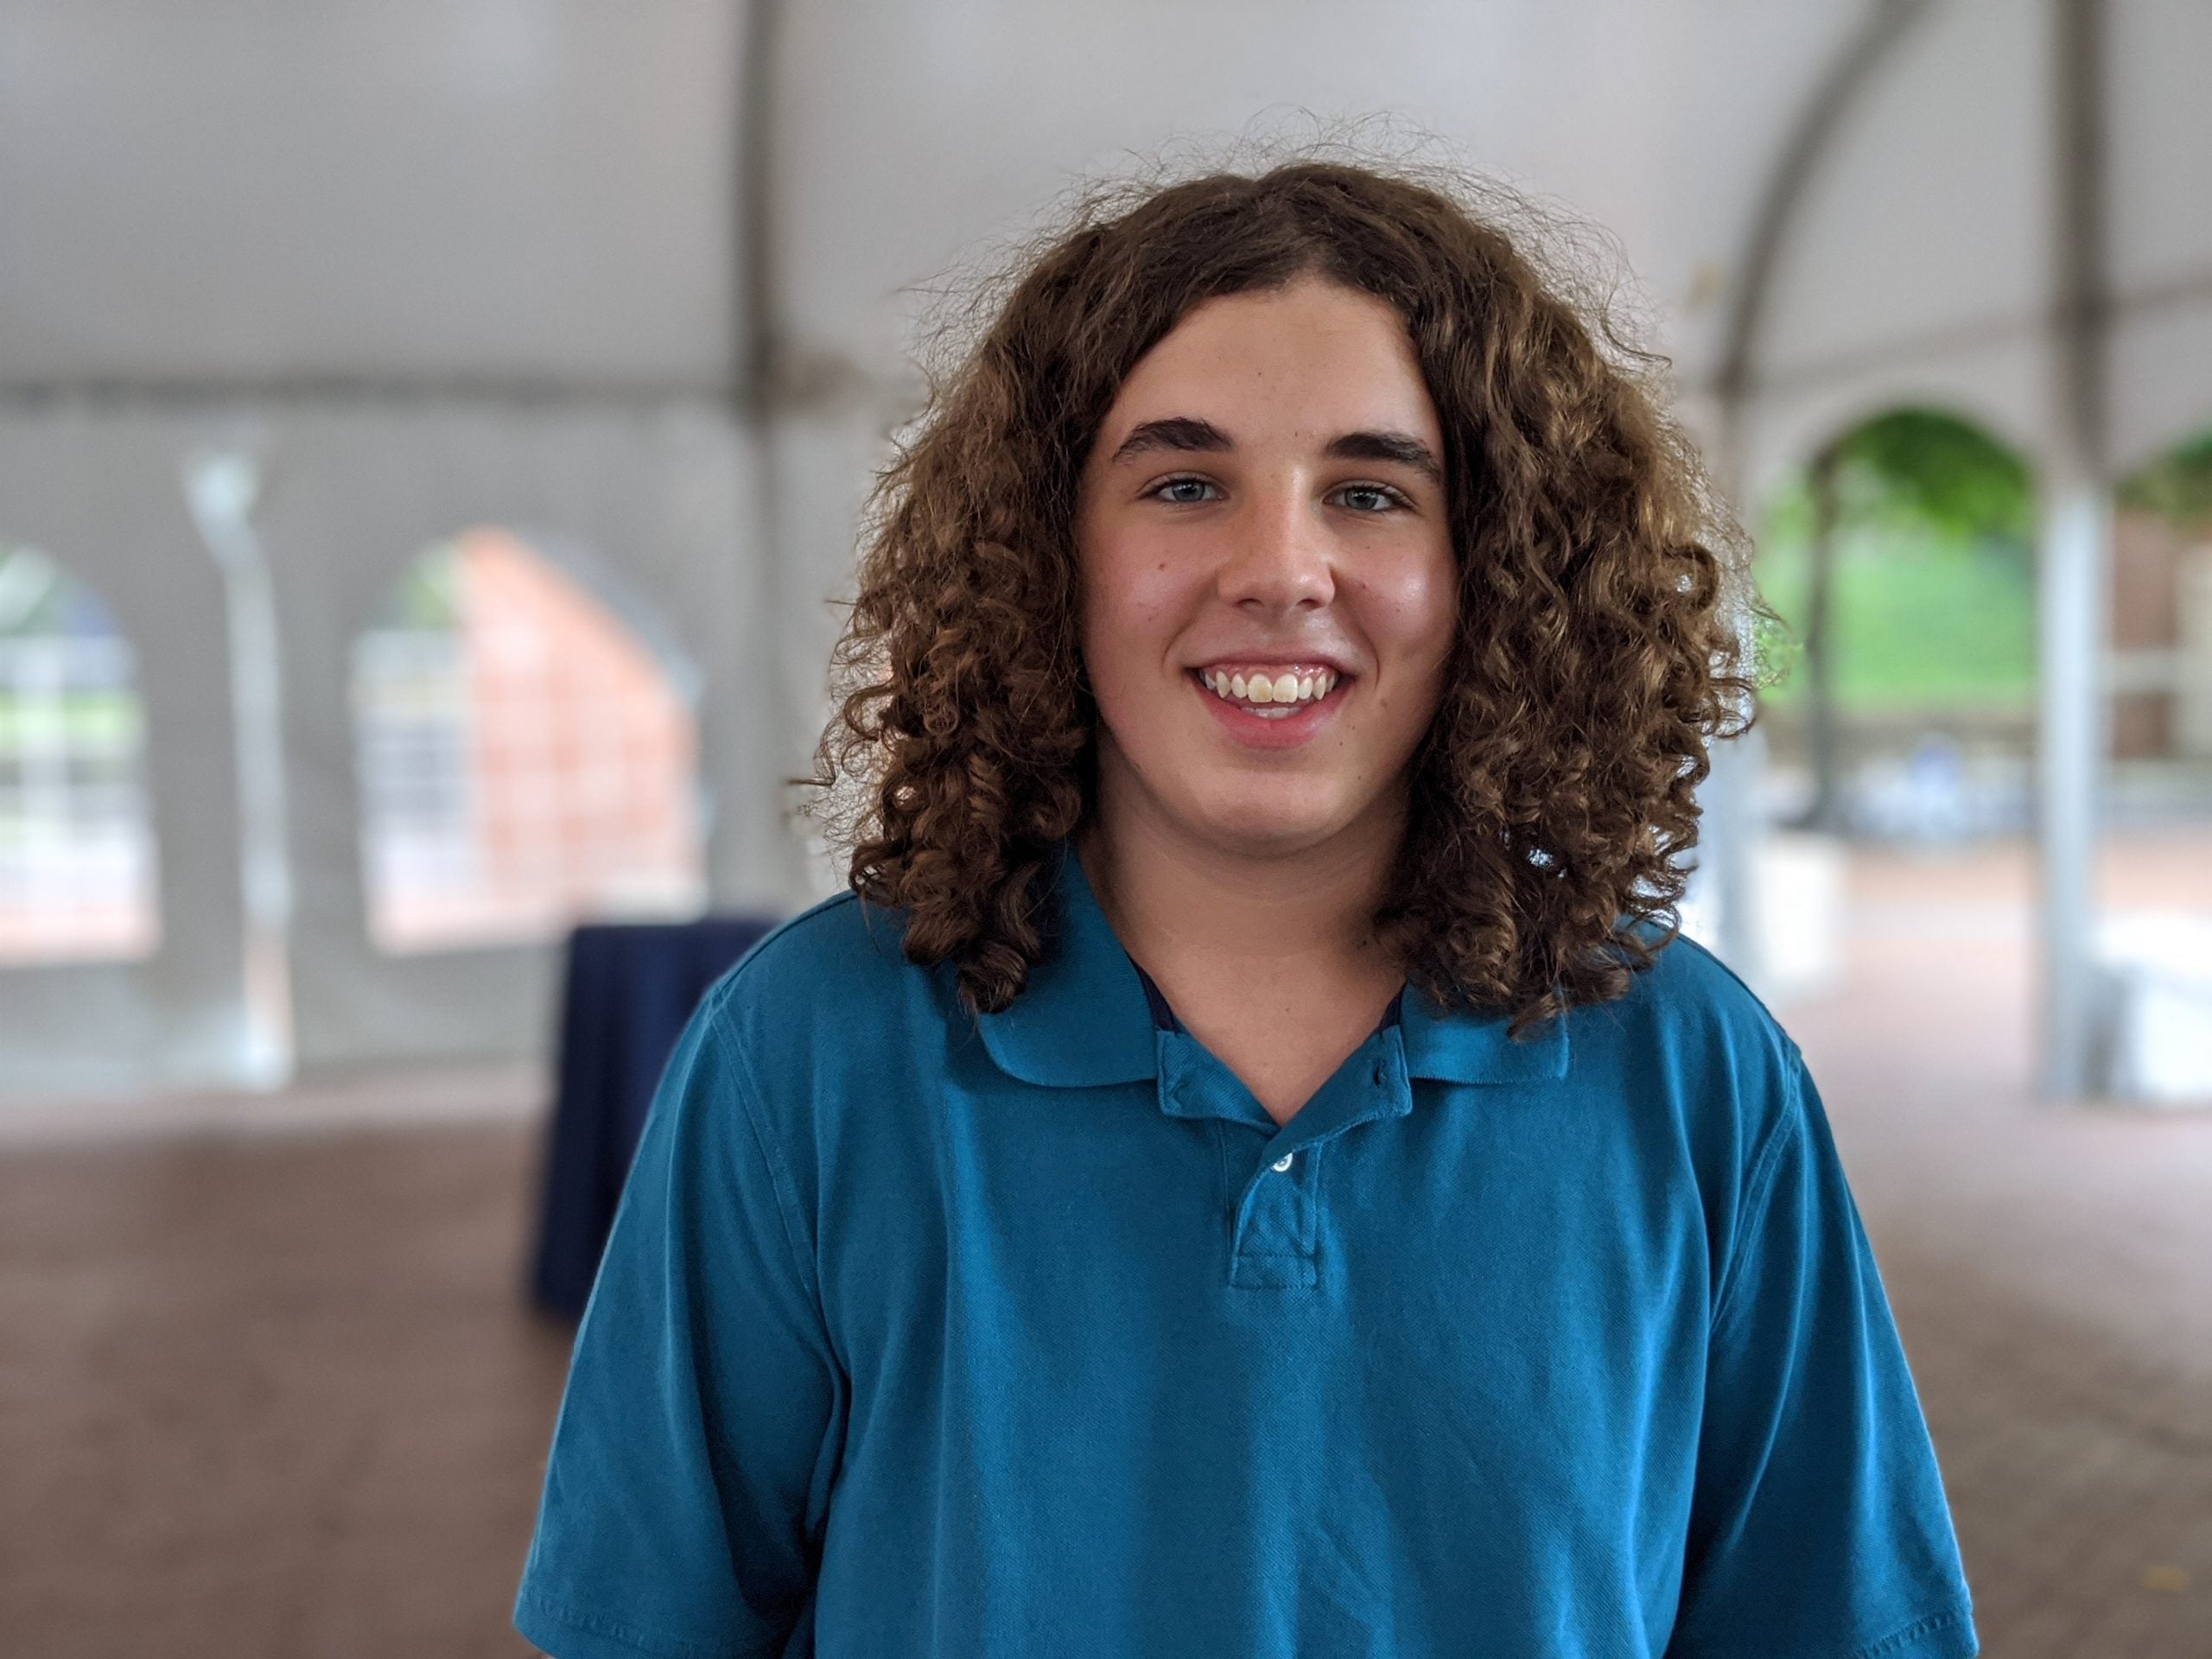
[{"x1": 1753, "y1": 526, "x2": 2036, "y2": 714}]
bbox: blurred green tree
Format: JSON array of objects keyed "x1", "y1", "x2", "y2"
[
  {"x1": 1757, "y1": 409, "x2": 2036, "y2": 829},
  {"x1": 2118, "y1": 429, "x2": 2212, "y2": 529}
]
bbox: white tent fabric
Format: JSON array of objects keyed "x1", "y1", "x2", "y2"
[
  {"x1": 2, "y1": 0, "x2": 2206, "y2": 1095},
  {"x1": 0, "y1": 0, "x2": 744, "y2": 391},
  {"x1": 1738, "y1": 0, "x2": 2212, "y2": 493}
]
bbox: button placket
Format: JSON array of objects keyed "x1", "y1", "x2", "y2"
[
  {"x1": 1227, "y1": 1144, "x2": 1317, "y2": 1289},
  {"x1": 1230, "y1": 1135, "x2": 1320, "y2": 1263},
  {"x1": 1162, "y1": 1024, "x2": 1412, "y2": 1290}
]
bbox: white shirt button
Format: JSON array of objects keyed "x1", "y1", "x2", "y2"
[{"x1": 1271, "y1": 1154, "x2": 1294, "y2": 1173}]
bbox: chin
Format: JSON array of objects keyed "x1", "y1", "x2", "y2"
[{"x1": 1179, "y1": 784, "x2": 1355, "y2": 856}]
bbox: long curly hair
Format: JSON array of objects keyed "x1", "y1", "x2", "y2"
[{"x1": 808, "y1": 157, "x2": 1762, "y2": 1034}]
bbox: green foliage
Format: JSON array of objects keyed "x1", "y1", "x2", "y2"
[
  {"x1": 1827, "y1": 409, "x2": 2035, "y2": 542},
  {"x1": 2118, "y1": 429, "x2": 2212, "y2": 528},
  {"x1": 1755, "y1": 407, "x2": 2036, "y2": 715},
  {"x1": 1758, "y1": 530, "x2": 2034, "y2": 711}
]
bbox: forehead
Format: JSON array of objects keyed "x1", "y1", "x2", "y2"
[{"x1": 1097, "y1": 278, "x2": 1440, "y2": 447}]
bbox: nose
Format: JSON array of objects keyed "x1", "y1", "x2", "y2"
[{"x1": 1215, "y1": 479, "x2": 1335, "y2": 614}]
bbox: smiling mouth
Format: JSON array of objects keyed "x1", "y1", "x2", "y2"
[{"x1": 1188, "y1": 666, "x2": 1349, "y2": 720}]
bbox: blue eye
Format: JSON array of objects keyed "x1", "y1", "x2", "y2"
[
  {"x1": 1153, "y1": 477, "x2": 1221, "y2": 505},
  {"x1": 1332, "y1": 483, "x2": 1404, "y2": 513}
]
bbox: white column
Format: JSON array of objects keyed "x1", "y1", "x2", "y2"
[
  {"x1": 2035, "y1": 482, "x2": 2110, "y2": 1098},
  {"x1": 184, "y1": 448, "x2": 296, "y2": 1089},
  {"x1": 2037, "y1": 0, "x2": 2112, "y2": 1101}
]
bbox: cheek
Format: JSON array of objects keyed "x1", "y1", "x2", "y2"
[
  {"x1": 1080, "y1": 534, "x2": 1200, "y2": 686},
  {"x1": 1359, "y1": 549, "x2": 1460, "y2": 671}
]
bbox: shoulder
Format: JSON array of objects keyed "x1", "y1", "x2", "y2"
[
  {"x1": 682, "y1": 886, "x2": 958, "y2": 1111},
  {"x1": 715, "y1": 887, "x2": 912, "y2": 992},
  {"x1": 1567, "y1": 926, "x2": 1834, "y2": 1316},
  {"x1": 1617, "y1": 925, "x2": 1803, "y2": 1067},
  {"x1": 1573, "y1": 922, "x2": 1811, "y2": 1175},
  {"x1": 696, "y1": 887, "x2": 932, "y2": 1036},
  {"x1": 659, "y1": 889, "x2": 951, "y2": 1186}
]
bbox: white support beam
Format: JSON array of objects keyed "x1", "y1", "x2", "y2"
[
  {"x1": 183, "y1": 447, "x2": 296, "y2": 1090},
  {"x1": 2035, "y1": 484, "x2": 2109, "y2": 1096},
  {"x1": 2037, "y1": 0, "x2": 2112, "y2": 1101}
]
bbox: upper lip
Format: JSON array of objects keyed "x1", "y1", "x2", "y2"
[{"x1": 1190, "y1": 653, "x2": 1354, "y2": 675}]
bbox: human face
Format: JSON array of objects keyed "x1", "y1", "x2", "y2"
[{"x1": 1075, "y1": 276, "x2": 1459, "y2": 861}]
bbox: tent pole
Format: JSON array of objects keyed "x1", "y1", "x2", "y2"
[
  {"x1": 2037, "y1": 0, "x2": 2112, "y2": 1100},
  {"x1": 182, "y1": 448, "x2": 295, "y2": 1090}
]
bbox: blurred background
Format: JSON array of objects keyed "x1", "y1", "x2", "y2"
[{"x1": 1, "y1": 2, "x2": 2207, "y2": 1654}]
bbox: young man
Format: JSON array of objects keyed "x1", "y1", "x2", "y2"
[{"x1": 515, "y1": 162, "x2": 1978, "y2": 1659}]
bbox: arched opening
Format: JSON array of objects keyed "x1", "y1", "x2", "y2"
[
  {"x1": 0, "y1": 545, "x2": 159, "y2": 964},
  {"x1": 1756, "y1": 408, "x2": 2036, "y2": 842},
  {"x1": 350, "y1": 526, "x2": 706, "y2": 953}
]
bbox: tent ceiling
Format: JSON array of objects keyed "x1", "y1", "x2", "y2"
[
  {"x1": 2, "y1": 2, "x2": 2207, "y2": 465},
  {"x1": 1, "y1": 0, "x2": 1855, "y2": 394},
  {"x1": 767, "y1": 0, "x2": 1858, "y2": 385},
  {"x1": 2108, "y1": 0, "x2": 2212, "y2": 300},
  {"x1": 2103, "y1": 0, "x2": 2212, "y2": 473},
  {"x1": 0, "y1": 0, "x2": 742, "y2": 390},
  {"x1": 1753, "y1": 0, "x2": 2050, "y2": 407},
  {"x1": 1738, "y1": 0, "x2": 2212, "y2": 491}
]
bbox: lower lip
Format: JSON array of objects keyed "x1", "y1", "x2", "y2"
[{"x1": 1188, "y1": 671, "x2": 1349, "y2": 750}]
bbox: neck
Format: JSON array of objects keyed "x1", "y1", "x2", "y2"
[{"x1": 1077, "y1": 758, "x2": 1406, "y2": 986}]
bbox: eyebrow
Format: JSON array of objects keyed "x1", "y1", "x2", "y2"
[
  {"x1": 1324, "y1": 429, "x2": 1444, "y2": 484},
  {"x1": 1108, "y1": 416, "x2": 1231, "y2": 465},
  {"x1": 1106, "y1": 416, "x2": 1443, "y2": 485}
]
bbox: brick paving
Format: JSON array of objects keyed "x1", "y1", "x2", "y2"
[{"x1": 1795, "y1": 836, "x2": 2212, "y2": 1657}]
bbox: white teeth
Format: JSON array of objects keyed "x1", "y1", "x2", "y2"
[{"x1": 1200, "y1": 667, "x2": 1343, "y2": 708}]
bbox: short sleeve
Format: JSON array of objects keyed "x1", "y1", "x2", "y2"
[
  {"x1": 1667, "y1": 1053, "x2": 1979, "y2": 1659},
  {"x1": 515, "y1": 985, "x2": 847, "y2": 1659}
]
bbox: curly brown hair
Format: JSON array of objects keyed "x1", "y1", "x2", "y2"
[{"x1": 809, "y1": 156, "x2": 1760, "y2": 1034}]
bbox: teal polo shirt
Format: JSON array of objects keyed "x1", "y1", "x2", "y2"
[{"x1": 516, "y1": 845, "x2": 1977, "y2": 1659}]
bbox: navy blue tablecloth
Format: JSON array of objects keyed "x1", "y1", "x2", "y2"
[{"x1": 529, "y1": 915, "x2": 778, "y2": 1318}]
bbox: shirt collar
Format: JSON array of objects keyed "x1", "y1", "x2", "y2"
[
  {"x1": 975, "y1": 842, "x2": 1159, "y2": 1087},
  {"x1": 974, "y1": 840, "x2": 1570, "y2": 1090},
  {"x1": 1399, "y1": 982, "x2": 1570, "y2": 1085}
]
